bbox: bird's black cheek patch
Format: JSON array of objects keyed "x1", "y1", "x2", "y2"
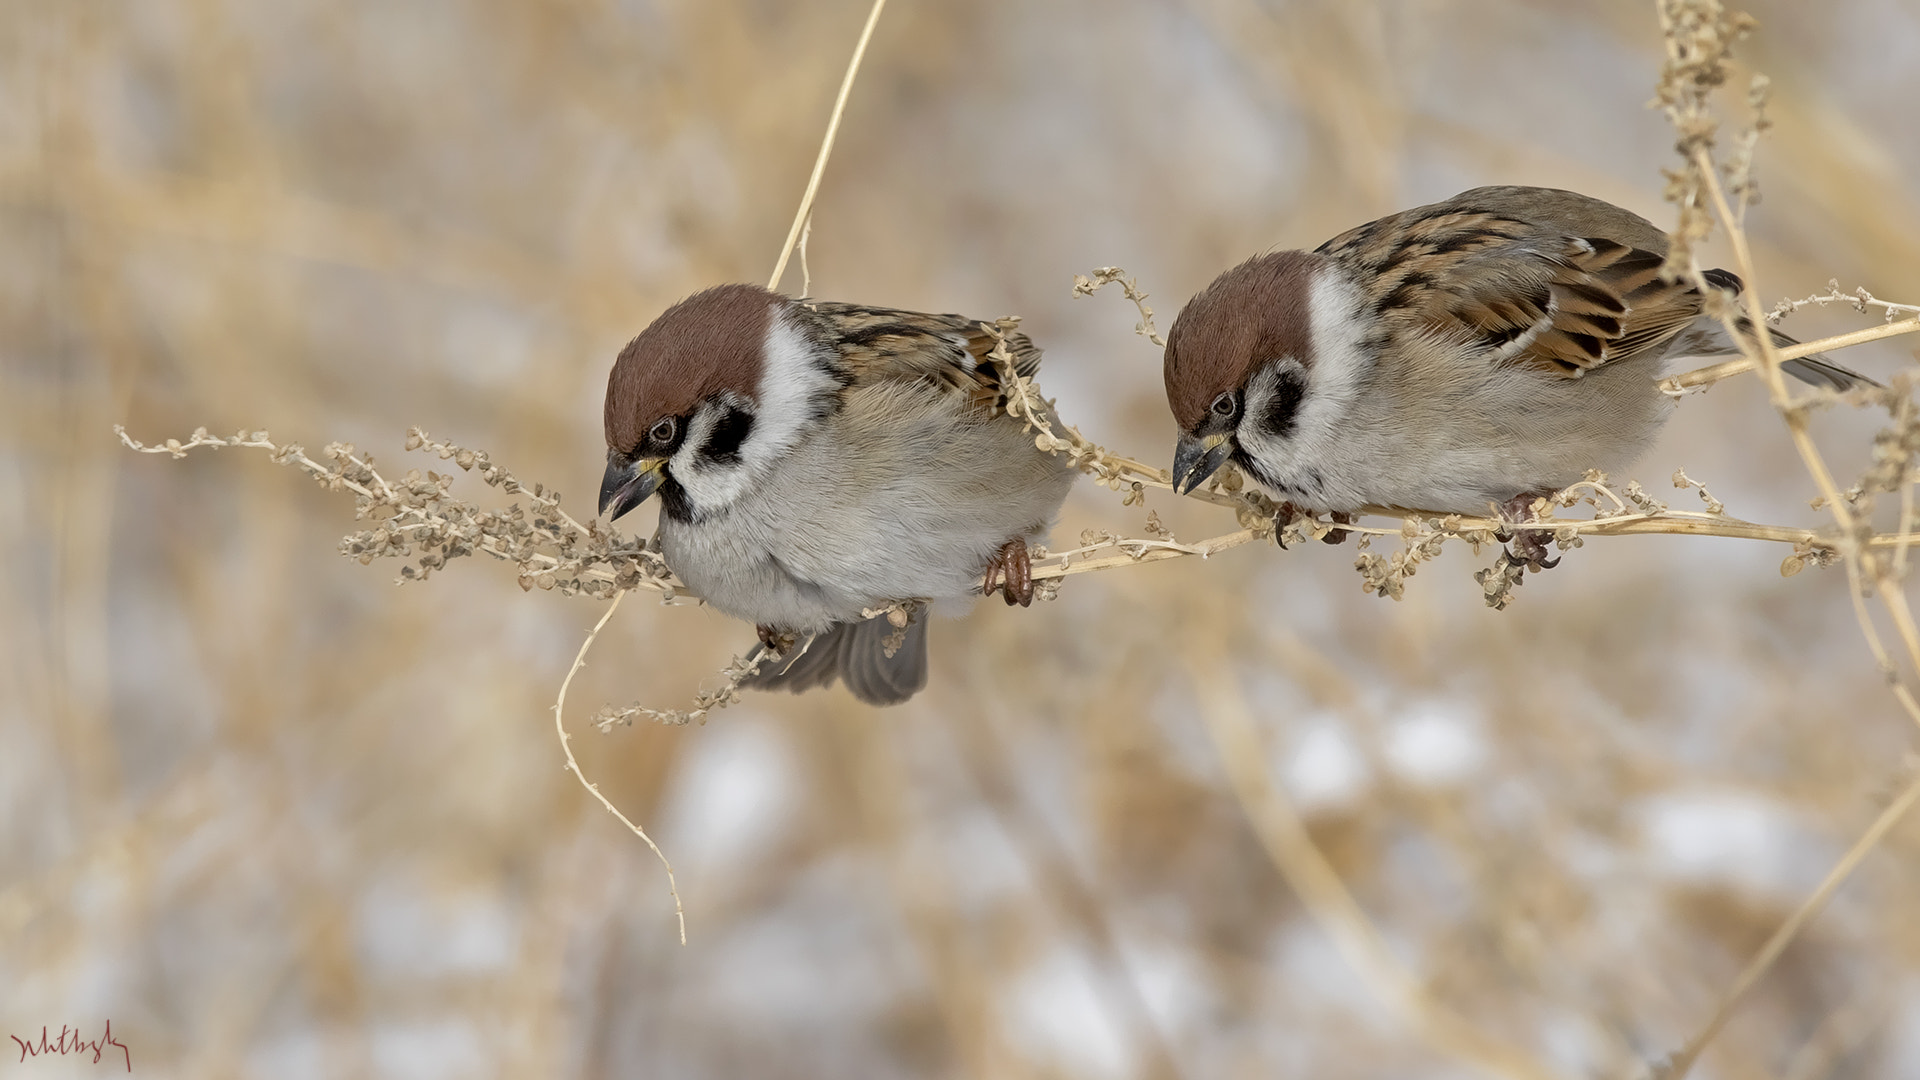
[
  {"x1": 1262, "y1": 369, "x2": 1307, "y2": 441},
  {"x1": 700, "y1": 407, "x2": 755, "y2": 467}
]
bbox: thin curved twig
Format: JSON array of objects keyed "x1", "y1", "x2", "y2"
[
  {"x1": 1651, "y1": 133, "x2": 1920, "y2": 1080},
  {"x1": 553, "y1": 590, "x2": 686, "y2": 944},
  {"x1": 1658, "y1": 769, "x2": 1920, "y2": 1079}
]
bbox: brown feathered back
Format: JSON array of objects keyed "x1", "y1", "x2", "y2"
[
  {"x1": 1315, "y1": 187, "x2": 1694, "y2": 378},
  {"x1": 798, "y1": 302, "x2": 1042, "y2": 415},
  {"x1": 1313, "y1": 185, "x2": 1869, "y2": 388}
]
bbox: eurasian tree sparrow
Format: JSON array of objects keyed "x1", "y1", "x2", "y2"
[
  {"x1": 600, "y1": 284, "x2": 1076, "y2": 706},
  {"x1": 1163, "y1": 186, "x2": 1870, "y2": 541}
]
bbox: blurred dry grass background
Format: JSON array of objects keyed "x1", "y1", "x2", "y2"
[{"x1": 7, "y1": 1, "x2": 1920, "y2": 1077}]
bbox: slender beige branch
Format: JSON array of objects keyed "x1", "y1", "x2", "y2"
[
  {"x1": 1031, "y1": 529, "x2": 1262, "y2": 579},
  {"x1": 121, "y1": 424, "x2": 1920, "y2": 602},
  {"x1": 1695, "y1": 151, "x2": 1920, "y2": 706},
  {"x1": 1770, "y1": 282, "x2": 1920, "y2": 324},
  {"x1": 1658, "y1": 769, "x2": 1920, "y2": 1079},
  {"x1": 1660, "y1": 356, "x2": 1754, "y2": 395},
  {"x1": 1779, "y1": 320, "x2": 1920, "y2": 362},
  {"x1": 1028, "y1": 509, "x2": 1920, "y2": 585},
  {"x1": 1653, "y1": 139, "x2": 1920, "y2": 1080},
  {"x1": 765, "y1": 0, "x2": 889, "y2": 293},
  {"x1": 553, "y1": 590, "x2": 686, "y2": 944}
]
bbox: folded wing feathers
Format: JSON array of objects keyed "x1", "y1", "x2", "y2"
[
  {"x1": 807, "y1": 302, "x2": 1043, "y2": 413},
  {"x1": 1520, "y1": 237, "x2": 1697, "y2": 375}
]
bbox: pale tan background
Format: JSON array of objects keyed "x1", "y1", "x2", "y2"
[{"x1": 6, "y1": 1, "x2": 1920, "y2": 1078}]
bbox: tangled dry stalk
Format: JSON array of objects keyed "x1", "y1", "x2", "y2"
[{"x1": 111, "y1": 0, "x2": 1920, "y2": 1074}]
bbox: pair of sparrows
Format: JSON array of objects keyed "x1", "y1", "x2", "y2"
[{"x1": 600, "y1": 186, "x2": 1869, "y2": 705}]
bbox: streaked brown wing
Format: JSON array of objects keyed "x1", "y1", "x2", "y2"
[
  {"x1": 1319, "y1": 202, "x2": 1706, "y2": 378},
  {"x1": 802, "y1": 302, "x2": 1041, "y2": 411}
]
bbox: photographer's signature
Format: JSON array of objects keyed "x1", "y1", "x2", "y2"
[{"x1": 10, "y1": 1021, "x2": 131, "y2": 1072}]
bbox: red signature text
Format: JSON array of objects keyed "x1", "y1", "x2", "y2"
[{"x1": 10, "y1": 1020, "x2": 131, "y2": 1072}]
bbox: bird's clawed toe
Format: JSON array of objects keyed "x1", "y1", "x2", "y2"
[
  {"x1": 982, "y1": 536, "x2": 1035, "y2": 607},
  {"x1": 1322, "y1": 510, "x2": 1354, "y2": 546},
  {"x1": 1497, "y1": 494, "x2": 1560, "y2": 571}
]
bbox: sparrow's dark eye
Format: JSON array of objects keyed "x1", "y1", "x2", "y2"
[
  {"x1": 649, "y1": 417, "x2": 677, "y2": 445},
  {"x1": 1210, "y1": 392, "x2": 1238, "y2": 418}
]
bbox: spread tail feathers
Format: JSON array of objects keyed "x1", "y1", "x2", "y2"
[{"x1": 743, "y1": 612, "x2": 930, "y2": 707}]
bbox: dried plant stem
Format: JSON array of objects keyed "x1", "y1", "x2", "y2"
[
  {"x1": 1032, "y1": 530, "x2": 1263, "y2": 577},
  {"x1": 1072, "y1": 267, "x2": 1168, "y2": 346},
  {"x1": 1898, "y1": 460, "x2": 1917, "y2": 579},
  {"x1": 1695, "y1": 149, "x2": 1920, "y2": 716},
  {"x1": 1028, "y1": 509, "x2": 1920, "y2": 584},
  {"x1": 1661, "y1": 317, "x2": 1920, "y2": 393},
  {"x1": 115, "y1": 425, "x2": 677, "y2": 597},
  {"x1": 553, "y1": 589, "x2": 686, "y2": 944},
  {"x1": 1191, "y1": 658, "x2": 1567, "y2": 1080},
  {"x1": 1654, "y1": 145, "x2": 1920, "y2": 1080},
  {"x1": 1659, "y1": 769, "x2": 1920, "y2": 1079},
  {"x1": 132, "y1": 423, "x2": 1920, "y2": 600},
  {"x1": 1771, "y1": 282, "x2": 1920, "y2": 323},
  {"x1": 798, "y1": 212, "x2": 815, "y2": 297},
  {"x1": 765, "y1": 0, "x2": 889, "y2": 293},
  {"x1": 1834, "y1": 555, "x2": 1920, "y2": 729}
]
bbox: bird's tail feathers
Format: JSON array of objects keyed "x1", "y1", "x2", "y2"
[
  {"x1": 1762, "y1": 324, "x2": 1877, "y2": 391},
  {"x1": 1670, "y1": 315, "x2": 1875, "y2": 391},
  {"x1": 742, "y1": 610, "x2": 930, "y2": 707}
]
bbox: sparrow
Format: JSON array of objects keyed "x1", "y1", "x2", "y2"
[
  {"x1": 599, "y1": 284, "x2": 1077, "y2": 706},
  {"x1": 1163, "y1": 185, "x2": 1872, "y2": 549}
]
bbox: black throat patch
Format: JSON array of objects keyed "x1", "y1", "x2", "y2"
[{"x1": 657, "y1": 474, "x2": 697, "y2": 524}]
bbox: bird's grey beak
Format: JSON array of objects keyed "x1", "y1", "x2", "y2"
[
  {"x1": 1171, "y1": 432, "x2": 1233, "y2": 496},
  {"x1": 599, "y1": 454, "x2": 668, "y2": 521}
]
